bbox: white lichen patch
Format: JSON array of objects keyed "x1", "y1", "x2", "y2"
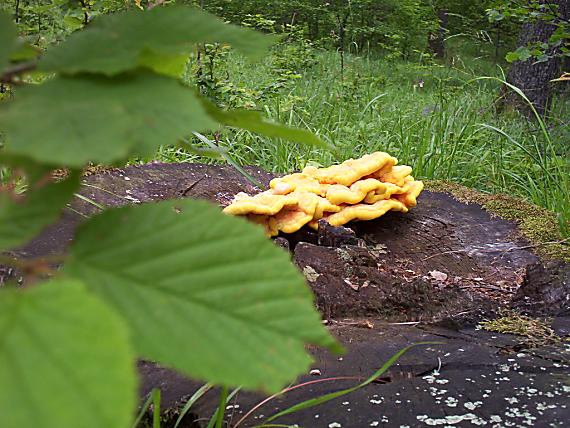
[
  {"x1": 490, "y1": 415, "x2": 502, "y2": 423},
  {"x1": 463, "y1": 401, "x2": 483, "y2": 410},
  {"x1": 417, "y1": 413, "x2": 484, "y2": 426},
  {"x1": 445, "y1": 396, "x2": 459, "y2": 408}
]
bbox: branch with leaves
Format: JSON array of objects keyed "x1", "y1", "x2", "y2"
[{"x1": 0, "y1": 6, "x2": 341, "y2": 428}]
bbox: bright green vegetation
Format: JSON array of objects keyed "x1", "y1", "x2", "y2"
[{"x1": 146, "y1": 46, "x2": 570, "y2": 236}]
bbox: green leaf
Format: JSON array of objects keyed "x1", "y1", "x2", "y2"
[
  {"x1": 505, "y1": 51, "x2": 519, "y2": 63},
  {"x1": 507, "y1": 46, "x2": 532, "y2": 63},
  {"x1": 65, "y1": 199, "x2": 341, "y2": 392},
  {"x1": 201, "y1": 99, "x2": 327, "y2": 147},
  {"x1": 0, "y1": 12, "x2": 17, "y2": 73},
  {"x1": 138, "y1": 49, "x2": 189, "y2": 78},
  {"x1": 41, "y1": 5, "x2": 275, "y2": 76},
  {"x1": 0, "y1": 73, "x2": 217, "y2": 167},
  {"x1": 0, "y1": 172, "x2": 80, "y2": 251},
  {"x1": 0, "y1": 278, "x2": 136, "y2": 428},
  {"x1": 63, "y1": 15, "x2": 84, "y2": 31},
  {"x1": 9, "y1": 41, "x2": 42, "y2": 62}
]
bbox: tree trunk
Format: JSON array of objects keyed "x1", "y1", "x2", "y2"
[
  {"x1": 428, "y1": 9, "x2": 448, "y2": 59},
  {"x1": 501, "y1": 0, "x2": 569, "y2": 118}
]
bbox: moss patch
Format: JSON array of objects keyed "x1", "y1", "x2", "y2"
[
  {"x1": 425, "y1": 180, "x2": 569, "y2": 261},
  {"x1": 479, "y1": 311, "x2": 562, "y2": 348}
]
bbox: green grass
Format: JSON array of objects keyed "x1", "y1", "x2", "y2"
[{"x1": 145, "y1": 47, "x2": 570, "y2": 236}]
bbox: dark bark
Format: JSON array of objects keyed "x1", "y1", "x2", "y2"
[
  {"x1": 336, "y1": 11, "x2": 349, "y2": 79},
  {"x1": 14, "y1": 0, "x2": 20, "y2": 23},
  {"x1": 494, "y1": 22, "x2": 501, "y2": 65},
  {"x1": 501, "y1": 0, "x2": 569, "y2": 118},
  {"x1": 428, "y1": 9, "x2": 448, "y2": 59}
]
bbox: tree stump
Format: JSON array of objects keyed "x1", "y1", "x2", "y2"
[{"x1": 2, "y1": 162, "x2": 568, "y2": 427}]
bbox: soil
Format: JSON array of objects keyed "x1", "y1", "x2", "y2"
[{"x1": 2, "y1": 162, "x2": 569, "y2": 428}]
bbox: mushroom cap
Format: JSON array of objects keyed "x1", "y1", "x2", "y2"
[
  {"x1": 363, "y1": 182, "x2": 402, "y2": 204},
  {"x1": 326, "y1": 178, "x2": 400, "y2": 205},
  {"x1": 222, "y1": 191, "x2": 298, "y2": 216},
  {"x1": 302, "y1": 152, "x2": 397, "y2": 186},
  {"x1": 376, "y1": 165, "x2": 413, "y2": 187},
  {"x1": 394, "y1": 180, "x2": 424, "y2": 207},
  {"x1": 270, "y1": 207, "x2": 314, "y2": 234},
  {"x1": 269, "y1": 173, "x2": 328, "y2": 196},
  {"x1": 246, "y1": 214, "x2": 278, "y2": 237},
  {"x1": 326, "y1": 199, "x2": 408, "y2": 227}
]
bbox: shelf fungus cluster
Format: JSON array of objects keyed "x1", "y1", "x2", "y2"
[{"x1": 223, "y1": 152, "x2": 424, "y2": 237}]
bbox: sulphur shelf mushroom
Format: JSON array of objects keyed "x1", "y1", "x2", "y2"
[{"x1": 222, "y1": 152, "x2": 424, "y2": 237}]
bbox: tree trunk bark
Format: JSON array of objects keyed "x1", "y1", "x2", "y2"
[
  {"x1": 501, "y1": 0, "x2": 569, "y2": 118},
  {"x1": 428, "y1": 9, "x2": 448, "y2": 59}
]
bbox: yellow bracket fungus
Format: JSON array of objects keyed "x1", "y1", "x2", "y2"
[
  {"x1": 302, "y1": 152, "x2": 397, "y2": 186},
  {"x1": 326, "y1": 199, "x2": 408, "y2": 227},
  {"x1": 222, "y1": 152, "x2": 423, "y2": 237}
]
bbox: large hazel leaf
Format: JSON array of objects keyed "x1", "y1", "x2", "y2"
[
  {"x1": 41, "y1": 5, "x2": 275, "y2": 76},
  {"x1": 0, "y1": 73, "x2": 217, "y2": 167},
  {"x1": 0, "y1": 172, "x2": 80, "y2": 251},
  {"x1": 0, "y1": 12, "x2": 17, "y2": 73},
  {"x1": 0, "y1": 279, "x2": 136, "y2": 428},
  {"x1": 65, "y1": 199, "x2": 342, "y2": 392}
]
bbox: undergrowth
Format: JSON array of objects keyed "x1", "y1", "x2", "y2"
[{"x1": 139, "y1": 46, "x2": 570, "y2": 236}]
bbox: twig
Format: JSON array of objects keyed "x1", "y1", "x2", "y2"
[
  {"x1": 77, "y1": 0, "x2": 89, "y2": 25},
  {"x1": 387, "y1": 321, "x2": 421, "y2": 326},
  {"x1": 0, "y1": 254, "x2": 67, "y2": 271},
  {"x1": 0, "y1": 61, "x2": 37, "y2": 84},
  {"x1": 459, "y1": 284, "x2": 515, "y2": 293}
]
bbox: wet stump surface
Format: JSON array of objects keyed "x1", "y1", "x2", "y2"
[{"x1": 2, "y1": 163, "x2": 569, "y2": 427}]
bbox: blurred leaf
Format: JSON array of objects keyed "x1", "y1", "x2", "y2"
[
  {"x1": 9, "y1": 41, "x2": 42, "y2": 62},
  {"x1": 0, "y1": 152, "x2": 53, "y2": 183},
  {"x1": 0, "y1": 12, "x2": 17, "y2": 73},
  {"x1": 0, "y1": 171, "x2": 80, "y2": 251},
  {"x1": 41, "y1": 5, "x2": 275, "y2": 75},
  {"x1": 138, "y1": 49, "x2": 189, "y2": 77},
  {"x1": 66, "y1": 199, "x2": 342, "y2": 392},
  {"x1": 201, "y1": 99, "x2": 327, "y2": 147},
  {"x1": 0, "y1": 73, "x2": 217, "y2": 167},
  {"x1": 0, "y1": 279, "x2": 136, "y2": 428}
]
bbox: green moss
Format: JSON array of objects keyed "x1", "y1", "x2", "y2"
[
  {"x1": 479, "y1": 311, "x2": 562, "y2": 348},
  {"x1": 425, "y1": 180, "x2": 569, "y2": 261}
]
